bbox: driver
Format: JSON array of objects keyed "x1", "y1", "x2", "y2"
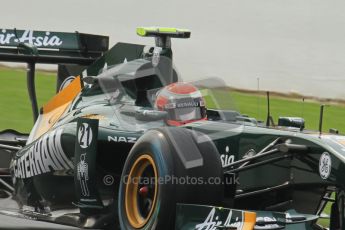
[{"x1": 154, "y1": 82, "x2": 207, "y2": 126}]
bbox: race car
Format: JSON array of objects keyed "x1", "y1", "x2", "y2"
[{"x1": 0, "y1": 27, "x2": 343, "y2": 230}]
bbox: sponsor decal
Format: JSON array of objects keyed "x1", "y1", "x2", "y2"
[
  {"x1": 221, "y1": 155, "x2": 235, "y2": 168},
  {"x1": 108, "y1": 135, "x2": 137, "y2": 143},
  {"x1": 76, "y1": 122, "x2": 93, "y2": 196},
  {"x1": 78, "y1": 123, "x2": 93, "y2": 149},
  {"x1": 195, "y1": 207, "x2": 243, "y2": 230},
  {"x1": 176, "y1": 101, "x2": 200, "y2": 108},
  {"x1": 319, "y1": 152, "x2": 331, "y2": 179},
  {"x1": 0, "y1": 29, "x2": 63, "y2": 47},
  {"x1": 74, "y1": 118, "x2": 104, "y2": 208},
  {"x1": 221, "y1": 145, "x2": 235, "y2": 168},
  {"x1": 13, "y1": 129, "x2": 72, "y2": 179},
  {"x1": 77, "y1": 153, "x2": 89, "y2": 197}
]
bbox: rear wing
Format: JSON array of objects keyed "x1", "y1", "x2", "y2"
[
  {"x1": 0, "y1": 29, "x2": 109, "y2": 121},
  {"x1": 0, "y1": 29, "x2": 108, "y2": 62}
]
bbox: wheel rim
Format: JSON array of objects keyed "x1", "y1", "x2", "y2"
[{"x1": 125, "y1": 154, "x2": 158, "y2": 228}]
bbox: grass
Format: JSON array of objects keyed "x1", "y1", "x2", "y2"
[
  {"x1": 204, "y1": 88, "x2": 345, "y2": 134},
  {"x1": 315, "y1": 192, "x2": 335, "y2": 227},
  {"x1": 0, "y1": 66, "x2": 56, "y2": 132},
  {"x1": 2, "y1": 67, "x2": 345, "y2": 134}
]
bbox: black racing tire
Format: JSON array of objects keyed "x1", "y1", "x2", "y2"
[{"x1": 118, "y1": 127, "x2": 223, "y2": 230}]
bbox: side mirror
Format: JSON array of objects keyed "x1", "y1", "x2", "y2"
[
  {"x1": 278, "y1": 117, "x2": 305, "y2": 130},
  {"x1": 83, "y1": 75, "x2": 98, "y2": 84}
]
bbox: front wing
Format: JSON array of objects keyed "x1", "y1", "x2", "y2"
[{"x1": 175, "y1": 203, "x2": 319, "y2": 230}]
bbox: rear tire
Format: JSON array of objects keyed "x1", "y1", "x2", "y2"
[{"x1": 118, "y1": 127, "x2": 223, "y2": 229}]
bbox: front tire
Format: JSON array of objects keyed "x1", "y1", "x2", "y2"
[{"x1": 118, "y1": 127, "x2": 223, "y2": 230}]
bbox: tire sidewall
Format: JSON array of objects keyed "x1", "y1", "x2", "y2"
[
  {"x1": 118, "y1": 131, "x2": 175, "y2": 230},
  {"x1": 118, "y1": 128, "x2": 224, "y2": 230}
]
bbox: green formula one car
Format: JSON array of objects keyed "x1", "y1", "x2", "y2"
[{"x1": 0, "y1": 27, "x2": 343, "y2": 230}]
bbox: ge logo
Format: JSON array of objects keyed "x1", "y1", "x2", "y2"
[
  {"x1": 319, "y1": 152, "x2": 331, "y2": 180},
  {"x1": 78, "y1": 123, "x2": 93, "y2": 149}
]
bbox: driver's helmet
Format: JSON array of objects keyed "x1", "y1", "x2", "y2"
[{"x1": 155, "y1": 82, "x2": 207, "y2": 126}]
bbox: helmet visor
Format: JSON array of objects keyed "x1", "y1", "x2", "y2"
[{"x1": 167, "y1": 106, "x2": 206, "y2": 122}]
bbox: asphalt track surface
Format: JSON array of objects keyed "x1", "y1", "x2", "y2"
[{"x1": 0, "y1": 214, "x2": 98, "y2": 230}]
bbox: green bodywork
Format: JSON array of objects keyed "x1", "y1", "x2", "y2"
[{"x1": 3, "y1": 27, "x2": 345, "y2": 229}]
